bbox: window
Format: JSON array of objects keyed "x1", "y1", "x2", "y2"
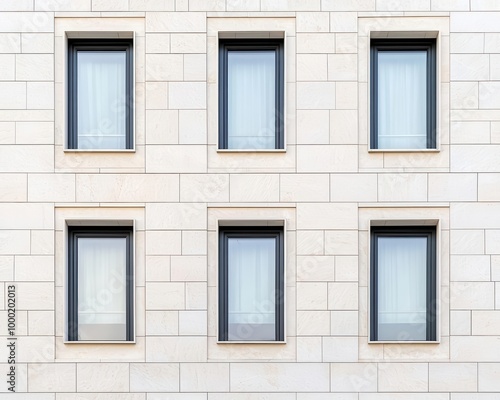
[
  {"x1": 219, "y1": 226, "x2": 284, "y2": 341},
  {"x1": 68, "y1": 226, "x2": 133, "y2": 341},
  {"x1": 219, "y1": 39, "x2": 284, "y2": 150},
  {"x1": 68, "y1": 39, "x2": 133, "y2": 150},
  {"x1": 370, "y1": 226, "x2": 437, "y2": 341},
  {"x1": 370, "y1": 39, "x2": 436, "y2": 150}
]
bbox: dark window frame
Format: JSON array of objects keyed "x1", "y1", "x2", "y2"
[
  {"x1": 68, "y1": 38, "x2": 134, "y2": 150},
  {"x1": 370, "y1": 226, "x2": 437, "y2": 342},
  {"x1": 218, "y1": 226, "x2": 285, "y2": 341},
  {"x1": 218, "y1": 38, "x2": 285, "y2": 150},
  {"x1": 67, "y1": 226, "x2": 134, "y2": 342},
  {"x1": 370, "y1": 38, "x2": 437, "y2": 150}
]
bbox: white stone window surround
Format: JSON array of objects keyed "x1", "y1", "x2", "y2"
[
  {"x1": 56, "y1": 206, "x2": 145, "y2": 351},
  {"x1": 207, "y1": 17, "x2": 296, "y2": 159},
  {"x1": 358, "y1": 16, "x2": 450, "y2": 159},
  {"x1": 207, "y1": 206, "x2": 296, "y2": 360},
  {"x1": 217, "y1": 219, "x2": 287, "y2": 344},
  {"x1": 55, "y1": 17, "x2": 145, "y2": 153},
  {"x1": 359, "y1": 205, "x2": 449, "y2": 349}
]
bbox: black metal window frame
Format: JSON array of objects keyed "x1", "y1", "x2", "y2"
[
  {"x1": 218, "y1": 226, "x2": 285, "y2": 341},
  {"x1": 67, "y1": 38, "x2": 134, "y2": 149},
  {"x1": 370, "y1": 226, "x2": 437, "y2": 342},
  {"x1": 218, "y1": 38, "x2": 285, "y2": 150},
  {"x1": 370, "y1": 38, "x2": 437, "y2": 149},
  {"x1": 67, "y1": 226, "x2": 134, "y2": 342}
]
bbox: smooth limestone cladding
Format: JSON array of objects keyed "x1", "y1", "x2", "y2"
[{"x1": 0, "y1": 0, "x2": 499, "y2": 398}]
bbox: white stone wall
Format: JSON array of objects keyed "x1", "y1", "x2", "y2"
[{"x1": 0, "y1": 0, "x2": 499, "y2": 398}]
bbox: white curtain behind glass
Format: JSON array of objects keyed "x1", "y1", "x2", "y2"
[
  {"x1": 228, "y1": 51, "x2": 276, "y2": 149},
  {"x1": 378, "y1": 51, "x2": 427, "y2": 149},
  {"x1": 228, "y1": 237, "x2": 276, "y2": 340},
  {"x1": 77, "y1": 51, "x2": 127, "y2": 149},
  {"x1": 378, "y1": 236, "x2": 427, "y2": 340},
  {"x1": 78, "y1": 237, "x2": 127, "y2": 340}
]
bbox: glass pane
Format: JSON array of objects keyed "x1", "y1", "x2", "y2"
[
  {"x1": 377, "y1": 236, "x2": 427, "y2": 341},
  {"x1": 227, "y1": 237, "x2": 276, "y2": 340},
  {"x1": 377, "y1": 51, "x2": 427, "y2": 149},
  {"x1": 78, "y1": 237, "x2": 127, "y2": 340},
  {"x1": 77, "y1": 51, "x2": 127, "y2": 149},
  {"x1": 227, "y1": 50, "x2": 276, "y2": 149}
]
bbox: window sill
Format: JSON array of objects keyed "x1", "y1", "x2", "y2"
[
  {"x1": 217, "y1": 340, "x2": 286, "y2": 344},
  {"x1": 368, "y1": 148, "x2": 440, "y2": 153},
  {"x1": 64, "y1": 340, "x2": 136, "y2": 344},
  {"x1": 368, "y1": 340, "x2": 440, "y2": 344},
  {"x1": 63, "y1": 149, "x2": 136, "y2": 153},
  {"x1": 217, "y1": 149, "x2": 286, "y2": 153}
]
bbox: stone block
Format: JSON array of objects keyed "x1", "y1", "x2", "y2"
[
  {"x1": 77, "y1": 363, "x2": 129, "y2": 392},
  {"x1": 328, "y1": 54, "x2": 357, "y2": 81},
  {"x1": 297, "y1": 282, "x2": 328, "y2": 310},
  {"x1": 15, "y1": 256, "x2": 54, "y2": 281},
  {"x1": 179, "y1": 310, "x2": 207, "y2": 335},
  {"x1": 297, "y1": 336, "x2": 322, "y2": 361},
  {"x1": 298, "y1": 203, "x2": 357, "y2": 230},
  {"x1": 230, "y1": 363, "x2": 329, "y2": 392},
  {"x1": 450, "y1": 282, "x2": 494, "y2": 309},
  {"x1": 180, "y1": 174, "x2": 229, "y2": 202},
  {"x1": 146, "y1": 337, "x2": 207, "y2": 362},
  {"x1": 331, "y1": 363, "x2": 377, "y2": 392},
  {"x1": 297, "y1": 230, "x2": 324, "y2": 256},
  {"x1": 478, "y1": 363, "x2": 500, "y2": 391},
  {"x1": 0, "y1": 83, "x2": 26, "y2": 109},
  {"x1": 450, "y1": 255, "x2": 490, "y2": 281},
  {"x1": 429, "y1": 363, "x2": 477, "y2": 392},
  {"x1": 180, "y1": 363, "x2": 229, "y2": 392},
  {"x1": 146, "y1": 12, "x2": 206, "y2": 32},
  {"x1": 280, "y1": 174, "x2": 330, "y2": 202},
  {"x1": 169, "y1": 82, "x2": 206, "y2": 109},
  {"x1": 297, "y1": 310, "x2": 330, "y2": 335},
  {"x1": 230, "y1": 174, "x2": 280, "y2": 202},
  {"x1": 146, "y1": 282, "x2": 185, "y2": 310},
  {"x1": 179, "y1": 110, "x2": 206, "y2": 144},
  {"x1": 130, "y1": 363, "x2": 179, "y2": 392},
  {"x1": 28, "y1": 363, "x2": 76, "y2": 392},
  {"x1": 328, "y1": 282, "x2": 358, "y2": 310},
  {"x1": 323, "y1": 336, "x2": 358, "y2": 362},
  {"x1": 146, "y1": 145, "x2": 207, "y2": 173},
  {"x1": 429, "y1": 173, "x2": 476, "y2": 201},
  {"x1": 379, "y1": 363, "x2": 428, "y2": 392},
  {"x1": 297, "y1": 82, "x2": 335, "y2": 109},
  {"x1": 376, "y1": 0, "x2": 430, "y2": 10},
  {"x1": 16, "y1": 54, "x2": 53, "y2": 81},
  {"x1": 331, "y1": 174, "x2": 376, "y2": 202},
  {"x1": 472, "y1": 311, "x2": 500, "y2": 335},
  {"x1": 330, "y1": 110, "x2": 358, "y2": 144},
  {"x1": 325, "y1": 230, "x2": 358, "y2": 256},
  {"x1": 297, "y1": 145, "x2": 358, "y2": 172},
  {"x1": 146, "y1": 310, "x2": 178, "y2": 335}
]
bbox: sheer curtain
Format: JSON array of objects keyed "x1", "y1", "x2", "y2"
[
  {"x1": 378, "y1": 51, "x2": 427, "y2": 149},
  {"x1": 78, "y1": 237, "x2": 127, "y2": 340},
  {"x1": 227, "y1": 237, "x2": 276, "y2": 340},
  {"x1": 228, "y1": 51, "x2": 276, "y2": 149},
  {"x1": 77, "y1": 51, "x2": 127, "y2": 149},
  {"x1": 378, "y1": 236, "x2": 427, "y2": 340}
]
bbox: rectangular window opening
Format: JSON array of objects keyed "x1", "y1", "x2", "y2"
[
  {"x1": 218, "y1": 226, "x2": 284, "y2": 341},
  {"x1": 67, "y1": 226, "x2": 133, "y2": 342},
  {"x1": 370, "y1": 226, "x2": 437, "y2": 342},
  {"x1": 68, "y1": 39, "x2": 133, "y2": 150},
  {"x1": 219, "y1": 39, "x2": 284, "y2": 150},
  {"x1": 370, "y1": 38, "x2": 436, "y2": 150}
]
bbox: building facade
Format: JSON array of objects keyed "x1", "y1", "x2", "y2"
[{"x1": 0, "y1": 0, "x2": 499, "y2": 398}]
